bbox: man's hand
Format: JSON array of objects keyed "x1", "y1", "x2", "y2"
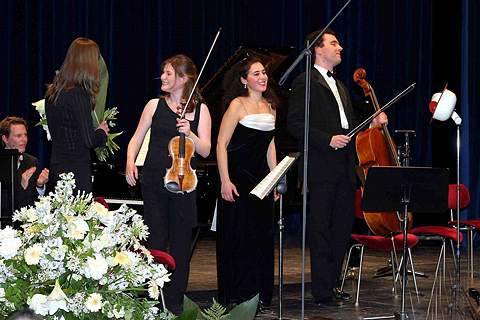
[
  {"x1": 21, "y1": 167, "x2": 36, "y2": 190},
  {"x1": 330, "y1": 135, "x2": 351, "y2": 150},
  {"x1": 372, "y1": 112, "x2": 388, "y2": 126},
  {"x1": 36, "y1": 168, "x2": 49, "y2": 187}
]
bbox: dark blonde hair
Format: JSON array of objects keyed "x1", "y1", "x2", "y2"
[
  {"x1": 161, "y1": 54, "x2": 203, "y2": 113},
  {"x1": 46, "y1": 37, "x2": 100, "y2": 107}
]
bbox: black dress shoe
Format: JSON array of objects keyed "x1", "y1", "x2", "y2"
[
  {"x1": 333, "y1": 288, "x2": 351, "y2": 301},
  {"x1": 315, "y1": 297, "x2": 341, "y2": 308}
]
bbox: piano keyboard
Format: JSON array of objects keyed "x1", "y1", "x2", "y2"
[{"x1": 104, "y1": 198, "x2": 144, "y2": 206}]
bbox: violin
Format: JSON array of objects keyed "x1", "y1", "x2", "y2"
[
  {"x1": 164, "y1": 101, "x2": 198, "y2": 194},
  {"x1": 353, "y1": 68, "x2": 412, "y2": 235},
  {"x1": 163, "y1": 28, "x2": 222, "y2": 194}
]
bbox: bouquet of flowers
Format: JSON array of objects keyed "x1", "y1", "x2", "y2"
[
  {"x1": 32, "y1": 54, "x2": 122, "y2": 162},
  {"x1": 0, "y1": 173, "x2": 170, "y2": 319}
]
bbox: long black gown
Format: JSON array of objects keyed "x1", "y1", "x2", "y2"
[
  {"x1": 45, "y1": 87, "x2": 107, "y2": 193},
  {"x1": 216, "y1": 113, "x2": 275, "y2": 306},
  {"x1": 141, "y1": 97, "x2": 200, "y2": 313}
]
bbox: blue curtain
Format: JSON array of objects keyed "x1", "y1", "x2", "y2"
[
  {"x1": 2, "y1": 0, "x2": 477, "y2": 220},
  {"x1": 460, "y1": 0, "x2": 479, "y2": 219}
]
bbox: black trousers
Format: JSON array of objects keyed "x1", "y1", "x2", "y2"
[
  {"x1": 142, "y1": 184, "x2": 196, "y2": 314},
  {"x1": 307, "y1": 178, "x2": 355, "y2": 301}
]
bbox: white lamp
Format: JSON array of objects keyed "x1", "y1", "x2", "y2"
[{"x1": 429, "y1": 88, "x2": 462, "y2": 125}]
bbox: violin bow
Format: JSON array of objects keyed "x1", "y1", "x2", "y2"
[
  {"x1": 180, "y1": 27, "x2": 222, "y2": 119},
  {"x1": 347, "y1": 83, "x2": 416, "y2": 138}
]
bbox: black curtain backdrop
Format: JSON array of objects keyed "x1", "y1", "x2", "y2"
[{"x1": 2, "y1": 0, "x2": 478, "y2": 221}]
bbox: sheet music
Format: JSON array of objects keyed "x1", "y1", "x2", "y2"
[
  {"x1": 135, "y1": 129, "x2": 151, "y2": 166},
  {"x1": 250, "y1": 154, "x2": 297, "y2": 200}
]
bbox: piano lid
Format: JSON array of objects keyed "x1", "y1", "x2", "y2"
[{"x1": 201, "y1": 47, "x2": 292, "y2": 160}]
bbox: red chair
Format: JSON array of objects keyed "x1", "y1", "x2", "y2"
[
  {"x1": 340, "y1": 190, "x2": 420, "y2": 306},
  {"x1": 95, "y1": 197, "x2": 177, "y2": 310},
  {"x1": 445, "y1": 184, "x2": 475, "y2": 278},
  {"x1": 149, "y1": 249, "x2": 176, "y2": 311},
  {"x1": 94, "y1": 196, "x2": 109, "y2": 209},
  {"x1": 409, "y1": 184, "x2": 469, "y2": 317}
]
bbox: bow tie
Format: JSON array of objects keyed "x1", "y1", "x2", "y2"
[{"x1": 327, "y1": 70, "x2": 335, "y2": 78}]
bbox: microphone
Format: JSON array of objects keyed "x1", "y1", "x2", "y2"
[{"x1": 429, "y1": 88, "x2": 462, "y2": 125}]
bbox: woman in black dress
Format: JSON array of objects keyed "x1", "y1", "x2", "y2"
[
  {"x1": 216, "y1": 56, "x2": 279, "y2": 308},
  {"x1": 125, "y1": 54, "x2": 211, "y2": 314},
  {"x1": 45, "y1": 37, "x2": 109, "y2": 193}
]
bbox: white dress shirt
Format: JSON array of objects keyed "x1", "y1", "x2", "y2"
[{"x1": 314, "y1": 64, "x2": 349, "y2": 129}]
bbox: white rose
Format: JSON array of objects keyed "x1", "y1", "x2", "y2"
[
  {"x1": 93, "y1": 203, "x2": 114, "y2": 227},
  {"x1": 28, "y1": 294, "x2": 49, "y2": 316},
  {"x1": 67, "y1": 218, "x2": 89, "y2": 240},
  {"x1": 24, "y1": 244, "x2": 44, "y2": 265},
  {"x1": 25, "y1": 208, "x2": 38, "y2": 222},
  {"x1": 91, "y1": 233, "x2": 114, "y2": 252},
  {"x1": 85, "y1": 293, "x2": 102, "y2": 312},
  {"x1": 0, "y1": 236, "x2": 22, "y2": 259},
  {"x1": 0, "y1": 226, "x2": 16, "y2": 240},
  {"x1": 85, "y1": 255, "x2": 108, "y2": 280},
  {"x1": 92, "y1": 201, "x2": 109, "y2": 216}
]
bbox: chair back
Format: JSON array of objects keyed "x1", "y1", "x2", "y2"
[
  {"x1": 94, "y1": 197, "x2": 109, "y2": 209},
  {"x1": 448, "y1": 184, "x2": 470, "y2": 210}
]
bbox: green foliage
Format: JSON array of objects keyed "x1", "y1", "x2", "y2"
[
  {"x1": 94, "y1": 54, "x2": 109, "y2": 125},
  {"x1": 92, "y1": 55, "x2": 123, "y2": 162},
  {"x1": 180, "y1": 294, "x2": 258, "y2": 320},
  {"x1": 200, "y1": 299, "x2": 227, "y2": 320}
]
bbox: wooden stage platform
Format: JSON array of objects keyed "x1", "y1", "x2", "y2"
[{"x1": 186, "y1": 232, "x2": 480, "y2": 319}]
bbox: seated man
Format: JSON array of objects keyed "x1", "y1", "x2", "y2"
[{"x1": 0, "y1": 116, "x2": 49, "y2": 209}]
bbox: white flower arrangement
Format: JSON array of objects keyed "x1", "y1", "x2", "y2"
[{"x1": 0, "y1": 173, "x2": 171, "y2": 319}]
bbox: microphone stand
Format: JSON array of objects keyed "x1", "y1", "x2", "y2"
[
  {"x1": 450, "y1": 118, "x2": 463, "y2": 318},
  {"x1": 277, "y1": 1, "x2": 352, "y2": 318},
  {"x1": 276, "y1": 175, "x2": 287, "y2": 320}
]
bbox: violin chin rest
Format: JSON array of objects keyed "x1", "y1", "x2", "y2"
[{"x1": 165, "y1": 181, "x2": 181, "y2": 193}]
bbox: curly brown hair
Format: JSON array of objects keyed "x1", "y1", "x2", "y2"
[{"x1": 221, "y1": 56, "x2": 279, "y2": 111}]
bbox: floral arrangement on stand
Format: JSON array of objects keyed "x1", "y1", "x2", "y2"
[
  {"x1": 0, "y1": 173, "x2": 171, "y2": 319},
  {"x1": 32, "y1": 54, "x2": 122, "y2": 162}
]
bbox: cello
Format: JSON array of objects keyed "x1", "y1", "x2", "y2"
[{"x1": 353, "y1": 68, "x2": 412, "y2": 235}]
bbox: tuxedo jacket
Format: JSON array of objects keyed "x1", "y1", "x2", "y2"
[
  {"x1": 287, "y1": 68, "x2": 367, "y2": 185},
  {"x1": 16, "y1": 152, "x2": 41, "y2": 209}
]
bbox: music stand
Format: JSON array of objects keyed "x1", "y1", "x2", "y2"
[
  {"x1": 362, "y1": 166, "x2": 449, "y2": 320},
  {"x1": 0, "y1": 149, "x2": 20, "y2": 227},
  {"x1": 251, "y1": 152, "x2": 299, "y2": 320}
]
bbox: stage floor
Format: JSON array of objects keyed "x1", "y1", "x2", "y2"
[{"x1": 186, "y1": 232, "x2": 480, "y2": 319}]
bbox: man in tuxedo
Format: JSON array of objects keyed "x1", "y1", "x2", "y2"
[
  {"x1": 287, "y1": 29, "x2": 387, "y2": 306},
  {"x1": 0, "y1": 116, "x2": 49, "y2": 209}
]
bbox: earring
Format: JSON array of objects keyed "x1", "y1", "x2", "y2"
[{"x1": 243, "y1": 83, "x2": 247, "y2": 89}]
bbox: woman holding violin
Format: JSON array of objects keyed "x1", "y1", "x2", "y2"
[
  {"x1": 216, "y1": 56, "x2": 279, "y2": 309},
  {"x1": 125, "y1": 54, "x2": 211, "y2": 313}
]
